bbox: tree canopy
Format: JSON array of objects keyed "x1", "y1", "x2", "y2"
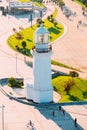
[{"x1": 77, "y1": 0, "x2": 87, "y2": 6}]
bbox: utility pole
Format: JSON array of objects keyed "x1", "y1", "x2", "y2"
[{"x1": 0, "y1": 105, "x2": 5, "y2": 130}]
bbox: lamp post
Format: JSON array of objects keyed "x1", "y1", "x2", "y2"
[
  {"x1": 15, "y1": 53, "x2": 17, "y2": 73},
  {"x1": 40, "y1": 10, "x2": 42, "y2": 19},
  {"x1": 29, "y1": 6, "x2": 34, "y2": 27},
  {"x1": 0, "y1": 105, "x2": 5, "y2": 130}
]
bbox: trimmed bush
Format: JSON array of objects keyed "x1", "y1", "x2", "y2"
[
  {"x1": 64, "y1": 78, "x2": 75, "y2": 93},
  {"x1": 8, "y1": 77, "x2": 23, "y2": 88},
  {"x1": 69, "y1": 71, "x2": 79, "y2": 77}
]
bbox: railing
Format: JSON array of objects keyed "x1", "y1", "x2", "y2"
[
  {"x1": 32, "y1": 45, "x2": 52, "y2": 53},
  {"x1": 9, "y1": 2, "x2": 33, "y2": 8}
]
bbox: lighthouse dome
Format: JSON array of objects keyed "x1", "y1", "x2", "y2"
[{"x1": 36, "y1": 26, "x2": 49, "y2": 34}]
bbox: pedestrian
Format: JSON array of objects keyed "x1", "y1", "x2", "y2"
[
  {"x1": 78, "y1": 20, "x2": 82, "y2": 25},
  {"x1": 74, "y1": 12, "x2": 76, "y2": 16},
  {"x1": 29, "y1": 120, "x2": 32, "y2": 126},
  {"x1": 62, "y1": 109, "x2": 65, "y2": 116},
  {"x1": 74, "y1": 118, "x2": 77, "y2": 127},
  {"x1": 77, "y1": 24, "x2": 79, "y2": 29},
  {"x1": 52, "y1": 111, "x2": 55, "y2": 117},
  {"x1": 31, "y1": 125, "x2": 35, "y2": 130},
  {"x1": 82, "y1": 11, "x2": 85, "y2": 15},
  {"x1": 59, "y1": 106, "x2": 61, "y2": 111}
]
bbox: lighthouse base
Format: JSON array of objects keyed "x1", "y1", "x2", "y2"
[{"x1": 25, "y1": 85, "x2": 53, "y2": 103}]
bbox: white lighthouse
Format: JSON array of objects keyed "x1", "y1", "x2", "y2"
[{"x1": 25, "y1": 25, "x2": 53, "y2": 103}]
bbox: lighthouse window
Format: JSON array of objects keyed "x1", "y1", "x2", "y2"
[
  {"x1": 44, "y1": 33, "x2": 49, "y2": 43},
  {"x1": 38, "y1": 34, "x2": 44, "y2": 44}
]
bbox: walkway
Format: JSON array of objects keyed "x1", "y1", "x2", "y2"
[
  {"x1": 51, "y1": 0, "x2": 87, "y2": 77},
  {"x1": 0, "y1": 0, "x2": 87, "y2": 130},
  {"x1": 0, "y1": 0, "x2": 54, "y2": 79},
  {"x1": 0, "y1": 85, "x2": 87, "y2": 130}
]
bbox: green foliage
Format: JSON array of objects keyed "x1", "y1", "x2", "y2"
[
  {"x1": 8, "y1": 77, "x2": 23, "y2": 88},
  {"x1": 64, "y1": 78, "x2": 75, "y2": 93},
  {"x1": 47, "y1": 16, "x2": 50, "y2": 21},
  {"x1": 22, "y1": 41, "x2": 26, "y2": 48},
  {"x1": 53, "y1": 21, "x2": 58, "y2": 27},
  {"x1": 7, "y1": 8, "x2": 64, "y2": 56},
  {"x1": 51, "y1": 60, "x2": 79, "y2": 71},
  {"x1": 69, "y1": 94, "x2": 80, "y2": 101},
  {"x1": 15, "y1": 33, "x2": 23, "y2": 40},
  {"x1": 36, "y1": 18, "x2": 43, "y2": 27},
  {"x1": 47, "y1": 15, "x2": 58, "y2": 26},
  {"x1": 83, "y1": 91, "x2": 87, "y2": 98},
  {"x1": 55, "y1": 0, "x2": 65, "y2": 7},
  {"x1": 76, "y1": 0, "x2": 87, "y2": 6},
  {"x1": 69, "y1": 71, "x2": 79, "y2": 77},
  {"x1": 75, "y1": 0, "x2": 87, "y2": 8},
  {"x1": 52, "y1": 76, "x2": 87, "y2": 102}
]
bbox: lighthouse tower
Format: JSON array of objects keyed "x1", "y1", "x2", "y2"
[{"x1": 25, "y1": 25, "x2": 53, "y2": 103}]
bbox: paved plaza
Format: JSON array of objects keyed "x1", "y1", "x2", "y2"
[
  {"x1": 52, "y1": 0, "x2": 87, "y2": 75},
  {"x1": 0, "y1": 0, "x2": 87, "y2": 130},
  {"x1": 0, "y1": 88, "x2": 87, "y2": 130}
]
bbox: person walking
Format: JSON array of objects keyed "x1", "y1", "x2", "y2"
[
  {"x1": 29, "y1": 120, "x2": 32, "y2": 126},
  {"x1": 74, "y1": 118, "x2": 77, "y2": 127},
  {"x1": 52, "y1": 111, "x2": 55, "y2": 117},
  {"x1": 59, "y1": 106, "x2": 61, "y2": 111},
  {"x1": 77, "y1": 24, "x2": 79, "y2": 29},
  {"x1": 62, "y1": 109, "x2": 65, "y2": 116}
]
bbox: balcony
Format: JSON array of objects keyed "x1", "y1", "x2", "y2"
[{"x1": 32, "y1": 45, "x2": 52, "y2": 53}]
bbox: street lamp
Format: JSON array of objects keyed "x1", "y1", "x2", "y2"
[
  {"x1": 29, "y1": 11, "x2": 33, "y2": 27},
  {"x1": 15, "y1": 53, "x2": 17, "y2": 73},
  {"x1": 0, "y1": 105, "x2": 5, "y2": 130},
  {"x1": 40, "y1": 10, "x2": 42, "y2": 19}
]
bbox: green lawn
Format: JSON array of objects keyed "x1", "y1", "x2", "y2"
[
  {"x1": 7, "y1": 8, "x2": 64, "y2": 54},
  {"x1": 51, "y1": 60, "x2": 80, "y2": 71},
  {"x1": 52, "y1": 76, "x2": 87, "y2": 102}
]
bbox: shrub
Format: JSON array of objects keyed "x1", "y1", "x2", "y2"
[
  {"x1": 15, "y1": 33, "x2": 23, "y2": 40},
  {"x1": 21, "y1": 41, "x2": 26, "y2": 48},
  {"x1": 36, "y1": 18, "x2": 42, "y2": 23},
  {"x1": 8, "y1": 77, "x2": 16, "y2": 87},
  {"x1": 83, "y1": 91, "x2": 87, "y2": 99},
  {"x1": 69, "y1": 94, "x2": 80, "y2": 101},
  {"x1": 8, "y1": 77, "x2": 23, "y2": 88},
  {"x1": 47, "y1": 16, "x2": 50, "y2": 21},
  {"x1": 15, "y1": 45, "x2": 20, "y2": 51},
  {"x1": 53, "y1": 21, "x2": 57, "y2": 27},
  {"x1": 64, "y1": 78, "x2": 75, "y2": 93},
  {"x1": 69, "y1": 71, "x2": 79, "y2": 77}
]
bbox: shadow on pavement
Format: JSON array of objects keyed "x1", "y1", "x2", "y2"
[{"x1": 35, "y1": 104, "x2": 84, "y2": 130}]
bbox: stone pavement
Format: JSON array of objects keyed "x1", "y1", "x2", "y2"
[
  {"x1": 0, "y1": 85, "x2": 87, "y2": 130},
  {"x1": 0, "y1": 0, "x2": 87, "y2": 79},
  {"x1": 0, "y1": 0, "x2": 87, "y2": 130},
  {"x1": 51, "y1": 0, "x2": 87, "y2": 77}
]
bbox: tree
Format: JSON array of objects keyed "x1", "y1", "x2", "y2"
[
  {"x1": 8, "y1": 77, "x2": 23, "y2": 88},
  {"x1": 22, "y1": 41, "x2": 26, "y2": 48},
  {"x1": 53, "y1": 20, "x2": 58, "y2": 27},
  {"x1": 64, "y1": 78, "x2": 75, "y2": 94},
  {"x1": 69, "y1": 71, "x2": 79, "y2": 77},
  {"x1": 36, "y1": 18, "x2": 43, "y2": 27}
]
